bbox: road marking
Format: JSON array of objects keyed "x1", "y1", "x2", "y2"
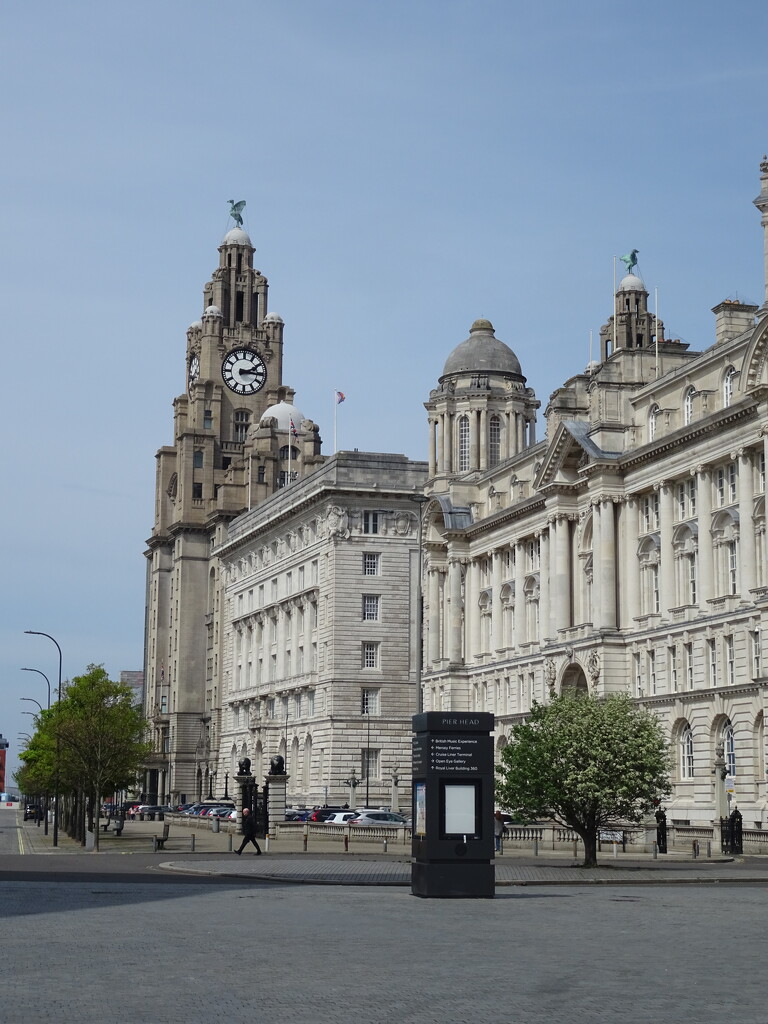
[{"x1": 17, "y1": 810, "x2": 25, "y2": 855}]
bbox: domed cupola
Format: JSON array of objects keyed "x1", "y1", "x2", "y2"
[
  {"x1": 425, "y1": 319, "x2": 539, "y2": 484},
  {"x1": 221, "y1": 226, "x2": 254, "y2": 249},
  {"x1": 599, "y1": 270, "x2": 663, "y2": 360},
  {"x1": 260, "y1": 400, "x2": 305, "y2": 432},
  {"x1": 441, "y1": 319, "x2": 524, "y2": 381}
]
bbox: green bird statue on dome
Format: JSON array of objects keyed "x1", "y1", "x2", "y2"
[{"x1": 228, "y1": 200, "x2": 246, "y2": 227}]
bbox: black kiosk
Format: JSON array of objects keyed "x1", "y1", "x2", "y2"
[{"x1": 411, "y1": 711, "x2": 495, "y2": 898}]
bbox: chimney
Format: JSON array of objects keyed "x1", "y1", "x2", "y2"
[{"x1": 711, "y1": 299, "x2": 758, "y2": 345}]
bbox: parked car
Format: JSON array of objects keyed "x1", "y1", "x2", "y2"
[
  {"x1": 324, "y1": 812, "x2": 360, "y2": 826},
  {"x1": 137, "y1": 805, "x2": 172, "y2": 820},
  {"x1": 307, "y1": 806, "x2": 350, "y2": 822},
  {"x1": 348, "y1": 811, "x2": 410, "y2": 827}
]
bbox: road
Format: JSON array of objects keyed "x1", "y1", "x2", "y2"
[{"x1": 2, "y1": 806, "x2": 768, "y2": 1023}]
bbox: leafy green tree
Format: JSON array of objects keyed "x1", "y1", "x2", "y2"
[
  {"x1": 495, "y1": 691, "x2": 671, "y2": 867},
  {"x1": 18, "y1": 665, "x2": 150, "y2": 851}
]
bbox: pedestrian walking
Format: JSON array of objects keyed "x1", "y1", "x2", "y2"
[
  {"x1": 235, "y1": 807, "x2": 262, "y2": 855},
  {"x1": 494, "y1": 810, "x2": 505, "y2": 853}
]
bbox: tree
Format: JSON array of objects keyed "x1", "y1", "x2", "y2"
[
  {"x1": 19, "y1": 665, "x2": 151, "y2": 851},
  {"x1": 495, "y1": 691, "x2": 671, "y2": 867}
]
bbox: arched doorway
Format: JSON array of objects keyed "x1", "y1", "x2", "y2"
[{"x1": 560, "y1": 663, "x2": 588, "y2": 694}]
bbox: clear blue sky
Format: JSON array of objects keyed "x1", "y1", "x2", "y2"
[{"x1": 2, "y1": 0, "x2": 767, "y2": 782}]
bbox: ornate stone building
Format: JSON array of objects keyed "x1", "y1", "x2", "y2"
[
  {"x1": 421, "y1": 159, "x2": 768, "y2": 828},
  {"x1": 143, "y1": 220, "x2": 425, "y2": 806}
]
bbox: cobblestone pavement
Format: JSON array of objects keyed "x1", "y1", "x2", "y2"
[{"x1": 3, "y1": 878, "x2": 768, "y2": 1023}]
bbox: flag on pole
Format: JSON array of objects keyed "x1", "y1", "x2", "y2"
[
  {"x1": 335, "y1": 391, "x2": 346, "y2": 404},
  {"x1": 290, "y1": 418, "x2": 299, "y2": 439}
]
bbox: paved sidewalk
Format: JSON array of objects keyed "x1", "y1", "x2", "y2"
[{"x1": 14, "y1": 807, "x2": 768, "y2": 887}]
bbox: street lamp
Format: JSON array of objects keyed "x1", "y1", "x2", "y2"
[
  {"x1": 343, "y1": 772, "x2": 360, "y2": 810},
  {"x1": 408, "y1": 495, "x2": 429, "y2": 715},
  {"x1": 21, "y1": 697, "x2": 43, "y2": 714},
  {"x1": 21, "y1": 668, "x2": 51, "y2": 709},
  {"x1": 390, "y1": 766, "x2": 400, "y2": 814},
  {"x1": 25, "y1": 631, "x2": 63, "y2": 846}
]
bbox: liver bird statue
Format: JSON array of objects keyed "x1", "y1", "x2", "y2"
[
  {"x1": 228, "y1": 200, "x2": 246, "y2": 227},
  {"x1": 619, "y1": 249, "x2": 639, "y2": 276}
]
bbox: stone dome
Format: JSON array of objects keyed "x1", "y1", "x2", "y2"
[
  {"x1": 203, "y1": 305, "x2": 223, "y2": 317},
  {"x1": 187, "y1": 320, "x2": 202, "y2": 332},
  {"x1": 617, "y1": 273, "x2": 646, "y2": 292},
  {"x1": 442, "y1": 319, "x2": 523, "y2": 378},
  {"x1": 263, "y1": 312, "x2": 284, "y2": 324},
  {"x1": 222, "y1": 227, "x2": 253, "y2": 247},
  {"x1": 260, "y1": 401, "x2": 306, "y2": 432}
]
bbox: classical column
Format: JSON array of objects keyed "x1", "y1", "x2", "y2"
[
  {"x1": 491, "y1": 549, "x2": 503, "y2": 651},
  {"x1": 591, "y1": 502, "x2": 602, "y2": 626},
  {"x1": 513, "y1": 540, "x2": 525, "y2": 647},
  {"x1": 468, "y1": 559, "x2": 481, "y2": 659},
  {"x1": 739, "y1": 450, "x2": 757, "y2": 595},
  {"x1": 448, "y1": 557, "x2": 463, "y2": 664},
  {"x1": 479, "y1": 409, "x2": 488, "y2": 471},
  {"x1": 428, "y1": 567, "x2": 441, "y2": 665},
  {"x1": 697, "y1": 467, "x2": 714, "y2": 605},
  {"x1": 505, "y1": 412, "x2": 513, "y2": 459},
  {"x1": 553, "y1": 516, "x2": 571, "y2": 633},
  {"x1": 753, "y1": 154, "x2": 768, "y2": 312},
  {"x1": 538, "y1": 529, "x2": 550, "y2": 643},
  {"x1": 517, "y1": 413, "x2": 525, "y2": 452},
  {"x1": 469, "y1": 410, "x2": 479, "y2": 470},
  {"x1": 529, "y1": 416, "x2": 536, "y2": 446},
  {"x1": 444, "y1": 413, "x2": 452, "y2": 473},
  {"x1": 624, "y1": 498, "x2": 641, "y2": 624},
  {"x1": 659, "y1": 481, "x2": 674, "y2": 617},
  {"x1": 598, "y1": 498, "x2": 617, "y2": 629},
  {"x1": 428, "y1": 418, "x2": 437, "y2": 478}
]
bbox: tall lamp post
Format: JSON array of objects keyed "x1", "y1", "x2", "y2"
[
  {"x1": 21, "y1": 668, "x2": 51, "y2": 709},
  {"x1": 24, "y1": 631, "x2": 62, "y2": 847},
  {"x1": 408, "y1": 496, "x2": 429, "y2": 715},
  {"x1": 343, "y1": 772, "x2": 360, "y2": 811}
]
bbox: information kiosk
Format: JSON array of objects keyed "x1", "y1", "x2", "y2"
[{"x1": 411, "y1": 711, "x2": 495, "y2": 898}]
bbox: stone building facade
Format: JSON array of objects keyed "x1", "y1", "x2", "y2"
[{"x1": 421, "y1": 159, "x2": 768, "y2": 828}]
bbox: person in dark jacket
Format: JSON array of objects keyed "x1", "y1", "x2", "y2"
[{"x1": 235, "y1": 808, "x2": 262, "y2": 855}]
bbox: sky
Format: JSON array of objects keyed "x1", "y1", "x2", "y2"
[{"x1": 2, "y1": 0, "x2": 768, "y2": 784}]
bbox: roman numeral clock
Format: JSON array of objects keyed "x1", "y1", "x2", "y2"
[{"x1": 221, "y1": 348, "x2": 267, "y2": 395}]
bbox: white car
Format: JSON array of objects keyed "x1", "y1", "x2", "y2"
[{"x1": 324, "y1": 812, "x2": 360, "y2": 825}]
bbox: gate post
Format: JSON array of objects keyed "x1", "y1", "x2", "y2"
[{"x1": 265, "y1": 772, "x2": 288, "y2": 840}]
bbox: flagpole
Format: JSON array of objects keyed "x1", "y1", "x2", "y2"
[
  {"x1": 334, "y1": 391, "x2": 338, "y2": 454},
  {"x1": 654, "y1": 287, "x2": 659, "y2": 379},
  {"x1": 613, "y1": 256, "x2": 617, "y2": 356}
]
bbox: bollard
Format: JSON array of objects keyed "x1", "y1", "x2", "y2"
[
  {"x1": 653, "y1": 841, "x2": 658, "y2": 860},
  {"x1": 190, "y1": 834, "x2": 195, "y2": 853},
  {"x1": 613, "y1": 842, "x2": 618, "y2": 859},
  {"x1": 533, "y1": 837, "x2": 539, "y2": 857},
  {"x1": 692, "y1": 839, "x2": 698, "y2": 859},
  {"x1": 706, "y1": 840, "x2": 711, "y2": 858},
  {"x1": 383, "y1": 837, "x2": 388, "y2": 853},
  {"x1": 573, "y1": 839, "x2": 578, "y2": 859},
  {"x1": 303, "y1": 824, "x2": 308, "y2": 852},
  {"x1": 227, "y1": 834, "x2": 233, "y2": 853},
  {"x1": 344, "y1": 833, "x2": 349, "y2": 853}
]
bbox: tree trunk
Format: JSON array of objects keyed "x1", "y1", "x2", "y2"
[{"x1": 582, "y1": 828, "x2": 598, "y2": 868}]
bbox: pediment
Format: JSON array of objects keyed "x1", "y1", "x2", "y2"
[{"x1": 535, "y1": 420, "x2": 616, "y2": 489}]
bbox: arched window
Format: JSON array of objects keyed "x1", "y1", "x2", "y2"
[
  {"x1": 723, "y1": 720, "x2": 736, "y2": 776},
  {"x1": 489, "y1": 415, "x2": 501, "y2": 467},
  {"x1": 648, "y1": 404, "x2": 659, "y2": 441},
  {"x1": 683, "y1": 386, "x2": 695, "y2": 426},
  {"x1": 458, "y1": 416, "x2": 470, "y2": 472},
  {"x1": 723, "y1": 366, "x2": 738, "y2": 408},
  {"x1": 279, "y1": 445, "x2": 299, "y2": 459},
  {"x1": 680, "y1": 724, "x2": 694, "y2": 779}
]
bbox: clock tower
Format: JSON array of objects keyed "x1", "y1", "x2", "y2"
[{"x1": 143, "y1": 214, "x2": 323, "y2": 805}]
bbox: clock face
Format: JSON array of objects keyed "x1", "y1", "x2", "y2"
[
  {"x1": 189, "y1": 354, "x2": 200, "y2": 384},
  {"x1": 221, "y1": 348, "x2": 267, "y2": 395}
]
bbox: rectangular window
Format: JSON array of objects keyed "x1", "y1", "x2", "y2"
[
  {"x1": 363, "y1": 511, "x2": 380, "y2": 534},
  {"x1": 752, "y1": 630, "x2": 761, "y2": 679},
  {"x1": 668, "y1": 647, "x2": 678, "y2": 693},
  {"x1": 362, "y1": 594, "x2": 380, "y2": 621},
  {"x1": 294, "y1": 693, "x2": 301, "y2": 718},
  {"x1": 648, "y1": 650, "x2": 656, "y2": 695},
  {"x1": 728, "y1": 462, "x2": 737, "y2": 503},
  {"x1": 361, "y1": 747, "x2": 379, "y2": 781},
  {"x1": 677, "y1": 483, "x2": 686, "y2": 520},
  {"x1": 307, "y1": 690, "x2": 315, "y2": 716},
  {"x1": 634, "y1": 653, "x2": 642, "y2": 697},
  {"x1": 203, "y1": 410, "x2": 213, "y2": 429},
  {"x1": 234, "y1": 410, "x2": 250, "y2": 442},
  {"x1": 760, "y1": 453, "x2": 766, "y2": 492},
  {"x1": 651, "y1": 564, "x2": 660, "y2": 614},
  {"x1": 688, "y1": 478, "x2": 697, "y2": 516},
  {"x1": 363, "y1": 552, "x2": 380, "y2": 576},
  {"x1": 361, "y1": 688, "x2": 379, "y2": 715},
  {"x1": 362, "y1": 642, "x2": 379, "y2": 669},
  {"x1": 685, "y1": 643, "x2": 694, "y2": 690},
  {"x1": 708, "y1": 638, "x2": 718, "y2": 687},
  {"x1": 728, "y1": 541, "x2": 738, "y2": 595},
  {"x1": 192, "y1": 482, "x2": 203, "y2": 500},
  {"x1": 160, "y1": 694, "x2": 168, "y2": 714},
  {"x1": 725, "y1": 635, "x2": 735, "y2": 685},
  {"x1": 716, "y1": 468, "x2": 726, "y2": 506},
  {"x1": 267, "y1": 698, "x2": 275, "y2": 719},
  {"x1": 689, "y1": 553, "x2": 697, "y2": 605}
]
